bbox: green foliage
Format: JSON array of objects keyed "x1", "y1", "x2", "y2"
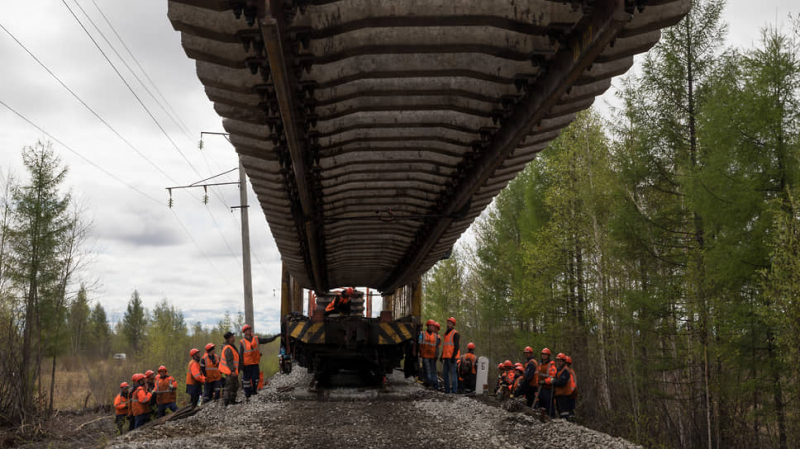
[{"x1": 122, "y1": 290, "x2": 147, "y2": 352}]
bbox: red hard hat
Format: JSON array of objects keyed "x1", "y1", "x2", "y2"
[
  {"x1": 524, "y1": 346, "x2": 533, "y2": 353},
  {"x1": 242, "y1": 324, "x2": 252, "y2": 333},
  {"x1": 132, "y1": 373, "x2": 143, "y2": 382},
  {"x1": 556, "y1": 353, "x2": 567, "y2": 361},
  {"x1": 120, "y1": 382, "x2": 129, "y2": 389},
  {"x1": 447, "y1": 317, "x2": 456, "y2": 325},
  {"x1": 425, "y1": 319, "x2": 435, "y2": 326},
  {"x1": 158, "y1": 365, "x2": 167, "y2": 372},
  {"x1": 144, "y1": 370, "x2": 154, "y2": 378},
  {"x1": 345, "y1": 287, "x2": 354, "y2": 296},
  {"x1": 497, "y1": 363, "x2": 504, "y2": 369},
  {"x1": 541, "y1": 348, "x2": 552, "y2": 355},
  {"x1": 515, "y1": 363, "x2": 524, "y2": 370},
  {"x1": 565, "y1": 356, "x2": 572, "y2": 364},
  {"x1": 205, "y1": 343, "x2": 215, "y2": 351},
  {"x1": 433, "y1": 322, "x2": 440, "y2": 330},
  {"x1": 504, "y1": 360, "x2": 513, "y2": 368},
  {"x1": 189, "y1": 348, "x2": 200, "y2": 357},
  {"x1": 467, "y1": 342, "x2": 475, "y2": 350}
]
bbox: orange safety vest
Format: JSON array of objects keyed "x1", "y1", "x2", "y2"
[
  {"x1": 506, "y1": 370, "x2": 516, "y2": 390},
  {"x1": 186, "y1": 359, "x2": 206, "y2": 385},
  {"x1": 568, "y1": 365, "x2": 578, "y2": 397},
  {"x1": 240, "y1": 336, "x2": 261, "y2": 366},
  {"x1": 525, "y1": 358, "x2": 540, "y2": 387},
  {"x1": 219, "y1": 344, "x2": 240, "y2": 376},
  {"x1": 513, "y1": 370, "x2": 526, "y2": 391},
  {"x1": 325, "y1": 295, "x2": 349, "y2": 312},
  {"x1": 129, "y1": 386, "x2": 152, "y2": 416},
  {"x1": 202, "y1": 353, "x2": 222, "y2": 382},
  {"x1": 419, "y1": 331, "x2": 437, "y2": 359},
  {"x1": 461, "y1": 353, "x2": 477, "y2": 374},
  {"x1": 538, "y1": 360, "x2": 556, "y2": 388},
  {"x1": 441, "y1": 329, "x2": 460, "y2": 359},
  {"x1": 554, "y1": 366, "x2": 576, "y2": 397},
  {"x1": 154, "y1": 374, "x2": 177, "y2": 404},
  {"x1": 114, "y1": 393, "x2": 129, "y2": 415}
]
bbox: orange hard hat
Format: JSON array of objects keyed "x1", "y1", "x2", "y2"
[
  {"x1": 242, "y1": 324, "x2": 252, "y2": 333},
  {"x1": 467, "y1": 342, "x2": 475, "y2": 350},
  {"x1": 515, "y1": 363, "x2": 524, "y2": 370},
  {"x1": 504, "y1": 360, "x2": 513, "y2": 368},
  {"x1": 189, "y1": 348, "x2": 200, "y2": 357},
  {"x1": 565, "y1": 356, "x2": 572, "y2": 364},
  {"x1": 120, "y1": 382, "x2": 129, "y2": 388},
  {"x1": 447, "y1": 317, "x2": 456, "y2": 325},
  {"x1": 345, "y1": 287, "x2": 354, "y2": 296},
  {"x1": 205, "y1": 343, "x2": 215, "y2": 351},
  {"x1": 158, "y1": 365, "x2": 167, "y2": 372},
  {"x1": 132, "y1": 373, "x2": 143, "y2": 382},
  {"x1": 144, "y1": 370, "x2": 154, "y2": 378},
  {"x1": 556, "y1": 353, "x2": 567, "y2": 361},
  {"x1": 541, "y1": 348, "x2": 552, "y2": 355},
  {"x1": 524, "y1": 346, "x2": 533, "y2": 353},
  {"x1": 433, "y1": 322, "x2": 440, "y2": 330},
  {"x1": 497, "y1": 363, "x2": 504, "y2": 369},
  {"x1": 425, "y1": 319, "x2": 435, "y2": 326}
]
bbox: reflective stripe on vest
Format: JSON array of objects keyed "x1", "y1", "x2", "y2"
[
  {"x1": 554, "y1": 366, "x2": 576, "y2": 396},
  {"x1": 441, "y1": 329, "x2": 459, "y2": 359},
  {"x1": 241, "y1": 336, "x2": 260, "y2": 365},
  {"x1": 219, "y1": 344, "x2": 240, "y2": 376},
  {"x1": 154, "y1": 375, "x2": 174, "y2": 393},
  {"x1": 419, "y1": 331, "x2": 437, "y2": 359}
]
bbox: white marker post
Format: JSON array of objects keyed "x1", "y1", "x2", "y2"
[{"x1": 475, "y1": 356, "x2": 490, "y2": 395}]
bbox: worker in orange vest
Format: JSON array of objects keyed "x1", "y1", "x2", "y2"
[
  {"x1": 154, "y1": 365, "x2": 178, "y2": 417},
  {"x1": 219, "y1": 331, "x2": 241, "y2": 406},
  {"x1": 324, "y1": 287, "x2": 353, "y2": 316},
  {"x1": 201, "y1": 343, "x2": 222, "y2": 403},
  {"x1": 512, "y1": 363, "x2": 525, "y2": 396},
  {"x1": 129, "y1": 373, "x2": 153, "y2": 429},
  {"x1": 439, "y1": 317, "x2": 460, "y2": 394},
  {"x1": 144, "y1": 369, "x2": 157, "y2": 419},
  {"x1": 239, "y1": 324, "x2": 279, "y2": 400},
  {"x1": 495, "y1": 363, "x2": 505, "y2": 392},
  {"x1": 458, "y1": 342, "x2": 477, "y2": 393},
  {"x1": 521, "y1": 346, "x2": 540, "y2": 407},
  {"x1": 545, "y1": 353, "x2": 576, "y2": 420},
  {"x1": 113, "y1": 382, "x2": 130, "y2": 435},
  {"x1": 186, "y1": 348, "x2": 206, "y2": 408},
  {"x1": 566, "y1": 355, "x2": 578, "y2": 418},
  {"x1": 418, "y1": 319, "x2": 439, "y2": 389},
  {"x1": 537, "y1": 348, "x2": 558, "y2": 417}
]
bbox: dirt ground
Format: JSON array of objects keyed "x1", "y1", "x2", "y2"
[{"x1": 0, "y1": 408, "x2": 115, "y2": 449}]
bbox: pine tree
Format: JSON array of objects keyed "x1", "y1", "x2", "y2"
[
  {"x1": 87, "y1": 302, "x2": 110, "y2": 357},
  {"x1": 122, "y1": 290, "x2": 148, "y2": 353}
]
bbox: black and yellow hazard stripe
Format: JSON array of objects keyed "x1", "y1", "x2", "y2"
[
  {"x1": 287, "y1": 321, "x2": 326, "y2": 344},
  {"x1": 377, "y1": 322, "x2": 415, "y2": 345}
]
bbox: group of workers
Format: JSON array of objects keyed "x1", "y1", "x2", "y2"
[
  {"x1": 418, "y1": 318, "x2": 577, "y2": 420},
  {"x1": 113, "y1": 325, "x2": 278, "y2": 435}
]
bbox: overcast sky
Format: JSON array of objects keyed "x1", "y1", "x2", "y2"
[{"x1": 0, "y1": 1, "x2": 795, "y2": 334}]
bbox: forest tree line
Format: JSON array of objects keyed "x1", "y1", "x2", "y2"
[{"x1": 423, "y1": 3, "x2": 800, "y2": 448}]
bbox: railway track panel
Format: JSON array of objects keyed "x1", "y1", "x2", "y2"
[{"x1": 168, "y1": 0, "x2": 690, "y2": 294}]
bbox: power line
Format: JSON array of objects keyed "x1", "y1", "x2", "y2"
[
  {"x1": 0, "y1": 98, "x2": 162, "y2": 205},
  {"x1": 0, "y1": 21, "x2": 178, "y2": 185},
  {"x1": 60, "y1": 0, "x2": 203, "y2": 179},
  {"x1": 88, "y1": 0, "x2": 195, "y2": 141},
  {"x1": 78, "y1": 0, "x2": 196, "y2": 144}
]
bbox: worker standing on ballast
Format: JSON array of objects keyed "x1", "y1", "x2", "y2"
[
  {"x1": 537, "y1": 348, "x2": 558, "y2": 417},
  {"x1": 418, "y1": 319, "x2": 439, "y2": 389},
  {"x1": 201, "y1": 343, "x2": 222, "y2": 403},
  {"x1": 458, "y1": 342, "x2": 477, "y2": 393},
  {"x1": 219, "y1": 331, "x2": 241, "y2": 407},
  {"x1": 239, "y1": 324, "x2": 279, "y2": 401},
  {"x1": 545, "y1": 353, "x2": 576, "y2": 420},
  {"x1": 440, "y1": 317, "x2": 460, "y2": 394},
  {"x1": 130, "y1": 373, "x2": 153, "y2": 429},
  {"x1": 186, "y1": 348, "x2": 206, "y2": 408},
  {"x1": 521, "y1": 346, "x2": 539, "y2": 407},
  {"x1": 113, "y1": 382, "x2": 130, "y2": 435},
  {"x1": 154, "y1": 365, "x2": 178, "y2": 417}
]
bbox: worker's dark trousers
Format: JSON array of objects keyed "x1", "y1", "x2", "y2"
[
  {"x1": 115, "y1": 415, "x2": 127, "y2": 435},
  {"x1": 556, "y1": 395, "x2": 575, "y2": 419},
  {"x1": 442, "y1": 359, "x2": 458, "y2": 394},
  {"x1": 157, "y1": 402, "x2": 178, "y2": 417},
  {"x1": 462, "y1": 373, "x2": 475, "y2": 392},
  {"x1": 203, "y1": 380, "x2": 221, "y2": 401},
  {"x1": 127, "y1": 415, "x2": 135, "y2": 432},
  {"x1": 223, "y1": 374, "x2": 239, "y2": 405},
  {"x1": 242, "y1": 364, "x2": 260, "y2": 397},
  {"x1": 524, "y1": 385, "x2": 537, "y2": 407},
  {"x1": 538, "y1": 387, "x2": 555, "y2": 417},
  {"x1": 186, "y1": 383, "x2": 202, "y2": 407},
  {"x1": 133, "y1": 413, "x2": 150, "y2": 429},
  {"x1": 422, "y1": 358, "x2": 438, "y2": 388}
]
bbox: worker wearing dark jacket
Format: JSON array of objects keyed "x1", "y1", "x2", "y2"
[
  {"x1": 458, "y1": 342, "x2": 477, "y2": 393},
  {"x1": 546, "y1": 353, "x2": 576, "y2": 420},
  {"x1": 239, "y1": 324, "x2": 279, "y2": 400},
  {"x1": 186, "y1": 348, "x2": 206, "y2": 408},
  {"x1": 114, "y1": 382, "x2": 130, "y2": 435},
  {"x1": 521, "y1": 346, "x2": 539, "y2": 407},
  {"x1": 440, "y1": 317, "x2": 460, "y2": 394},
  {"x1": 220, "y1": 331, "x2": 240, "y2": 406},
  {"x1": 537, "y1": 348, "x2": 558, "y2": 417}
]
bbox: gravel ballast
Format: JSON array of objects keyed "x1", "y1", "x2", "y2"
[{"x1": 107, "y1": 368, "x2": 639, "y2": 449}]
